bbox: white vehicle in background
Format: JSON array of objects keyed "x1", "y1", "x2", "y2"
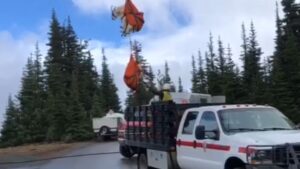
[{"x1": 92, "y1": 110, "x2": 124, "y2": 141}]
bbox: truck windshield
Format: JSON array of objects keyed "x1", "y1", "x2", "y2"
[{"x1": 218, "y1": 108, "x2": 295, "y2": 133}]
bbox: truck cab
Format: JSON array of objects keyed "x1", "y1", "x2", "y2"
[
  {"x1": 177, "y1": 105, "x2": 300, "y2": 169},
  {"x1": 122, "y1": 101, "x2": 300, "y2": 169}
]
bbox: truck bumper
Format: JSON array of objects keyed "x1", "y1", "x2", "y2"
[{"x1": 247, "y1": 165, "x2": 299, "y2": 169}]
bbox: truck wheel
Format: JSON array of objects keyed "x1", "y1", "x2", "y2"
[
  {"x1": 120, "y1": 145, "x2": 134, "y2": 158},
  {"x1": 99, "y1": 126, "x2": 110, "y2": 141}
]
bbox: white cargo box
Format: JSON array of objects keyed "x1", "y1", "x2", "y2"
[{"x1": 170, "y1": 92, "x2": 225, "y2": 104}]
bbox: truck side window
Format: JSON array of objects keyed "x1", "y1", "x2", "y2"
[
  {"x1": 182, "y1": 111, "x2": 199, "y2": 135},
  {"x1": 199, "y1": 111, "x2": 219, "y2": 138}
]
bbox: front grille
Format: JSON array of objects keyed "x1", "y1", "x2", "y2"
[{"x1": 273, "y1": 144, "x2": 300, "y2": 167}]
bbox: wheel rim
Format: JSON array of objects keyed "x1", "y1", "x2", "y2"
[{"x1": 100, "y1": 128, "x2": 107, "y2": 135}]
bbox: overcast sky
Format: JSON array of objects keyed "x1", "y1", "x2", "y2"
[{"x1": 0, "y1": 0, "x2": 287, "y2": 128}]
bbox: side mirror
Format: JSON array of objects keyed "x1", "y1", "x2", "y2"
[{"x1": 195, "y1": 125, "x2": 205, "y2": 140}]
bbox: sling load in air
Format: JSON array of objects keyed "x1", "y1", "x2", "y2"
[
  {"x1": 123, "y1": 48, "x2": 142, "y2": 91},
  {"x1": 112, "y1": 0, "x2": 144, "y2": 36}
]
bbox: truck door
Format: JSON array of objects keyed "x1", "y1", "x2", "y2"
[
  {"x1": 177, "y1": 111, "x2": 200, "y2": 169},
  {"x1": 195, "y1": 111, "x2": 226, "y2": 169}
]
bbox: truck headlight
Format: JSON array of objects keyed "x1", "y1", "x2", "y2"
[{"x1": 248, "y1": 149, "x2": 273, "y2": 165}]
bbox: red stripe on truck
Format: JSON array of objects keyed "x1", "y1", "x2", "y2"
[
  {"x1": 177, "y1": 140, "x2": 230, "y2": 151},
  {"x1": 206, "y1": 143, "x2": 230, "y2": 151}
]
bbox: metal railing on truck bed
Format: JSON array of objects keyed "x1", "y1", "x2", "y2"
[{"x1": 124, "y1": 101, "x2": 220, "y2": 151}]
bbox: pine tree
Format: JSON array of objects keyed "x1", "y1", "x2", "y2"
[
  {"x1": 44, "y1": 11, "x2": 68, "y2": 141},
  {"x1": 18, "y1": 44, "x2": 46, "y2": 142},
  {"x1": 216, "y1": 37, "x2": 227, "y2": 95},
  {"x1": 217, "y1": 44, "x2": 244, "y2": 104},
  {"x1": 206, "y1": 33, "x2": 221, "y2": 95},
  {"x1": 271, "y1": 2, "x2": 285, "y2": 106},
  {"x1": 65, "y1": 72, "x2": 92, "y2": 141},
  {"x1": 271, "y1": 0, "x2": 300, "y2": 122},
  {"x1": 164, "y1": 61, "x2": 172, "y2": 84},
  {"x1": 196, "y1": 51, "x2": 207, "y2": 93},
  {"x1": 261, "y1": 56, "x2": 273, "y2": 104},
  {"x1": 100, "y1": 48, "x2": 121, "y2": 112},
  {"x1": 191, "y1": 55, "x2": 198, "y2": 93},
  {"x1": 0, "y1": 96, "x2": 23, "y2": 146},
  {"x1": 248, "y1": 22, "x2": 264, "y2": 103},
  {"x1": 79, "y1": 52, "x2": 100, "y2": 118},
  {"x1": 240, "y1": 23, "x2": 263, "y2": 103},
  {"x1": 241, "y1": 23, "x2": 248, "y2": 61},
  {"x1": 217, "y1": 37, "x2": 226, "y2": 78},
  {"x1": 91, "y1": 91, "x2": 105, "y2": 117},
  {"x1": 178, "y1": 77, "x2": 183, "y2": 92}
]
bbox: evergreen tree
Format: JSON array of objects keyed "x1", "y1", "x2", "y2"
[
  {"x1": 91, "y1": 90, "x2": 105, "y2": 117},
  {"x1": 79, "y1": 52, "x2": 100, "y2": 118},
  {"x1": 271, "y1": 2, "x2": 284, "y2": 106},
  {"x1": 2, "y1": 12, "x2": 107, "y2": 144},
  {"x1": 261, "y1": 56, "x2": 273, "y2": 104},
  {"x1": 178, "y1": 77, "x2": 183, "y2": 92},
  {"x1": 44, "y1": 11, "x2": 68, "y2": 141},
  {"x1": 248, "y1": 22, "x2": 264, "y2": 103},
  {"x1": 100, "y1": 48, "x2": 121, "y2": 112},
  {"x1": 18, "y1": 44, "x2": 46, "y2": 142},
  {"x1": 240, "y1": 22, "x2": 263, "y2": 103},
  {"x1": 216, "y1": 37, "x2": 226, "y2": 95},
  {"x1": 271, "y1": 0, "x2": 300, "y2": 122},
  {"x1": 241, "y1": 23, "x2": 248, "y2": 61},
  {"x1": 224, "y1": 45, "x2": 244, "y2": 103},
  {"x1": 44, "y1": 13, "x2": 97, "y2": 141},
  {"x1": 196, "y1": 51, "x2": 207, "y2": 93},
  {"x1": 163, "y1": 61, "x2": 172, "y2": 84},
  {"x1": 206, "y1": 33, "x2": 222, "y2": 95},
  {"x1": 191, "y1": 55, "x2": 198, "y2": 92},
  {"x1": 65, "y1": 72, "x2": 92, "y2": 141},
  {"x1": 0, "y1": 96, "x2": 23, "y2": 146},
  {"x1": 217, "y1": 37, "x2": 226, "y2": 78}
]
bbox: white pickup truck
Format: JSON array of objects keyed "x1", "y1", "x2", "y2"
[
  {"x1": 92, "y1": 111, "x2": 124, "y2": 140},
  {"x1": 121, "y1": 102, "x2": 300, "y2": 169}
]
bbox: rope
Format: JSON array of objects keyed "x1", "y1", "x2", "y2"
[{"x1": 0, "y1": 151, "x2": 119, "y2": 165}]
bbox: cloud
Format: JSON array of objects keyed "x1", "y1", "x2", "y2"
[
  {"x1": 75, "y1": 0, "x2": 279, "y2": 102},
  {"x1": 72, "y1": 0, "x2": 122, "y2": 14},
  {"x1": 72, "y1": 0, "x2": 277, "y2": 59}
]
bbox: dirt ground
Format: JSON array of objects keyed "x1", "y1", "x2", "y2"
[
  {"x1": 0, "y1": 142, "x2": 93, "y2": 169},
  {"x1": 0, "y1": 142, "x2": 92, "y2": 158}
]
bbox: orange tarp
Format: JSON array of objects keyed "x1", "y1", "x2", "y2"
[
  {"x1": 124, "y1": 0, "x2": 144, "y2": 32},
  {"x1": 124, "y1": 55, "x2": 142, "y2": 90}
]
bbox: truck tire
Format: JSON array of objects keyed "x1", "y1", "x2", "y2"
[
  {"x1": 99, "y1": 126, "x2": 110, "y2": 141},
  {"x1": 120, "y1": 145, "x2": 134, "y2": 158}
]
